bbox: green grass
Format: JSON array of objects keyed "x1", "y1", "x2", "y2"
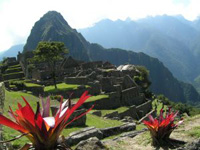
[
  {"x1": 6, "y1": 67, "x2": 22, "y2": 71},
  {"x1": 44, "y1": 83, "x2": 81, "y2": 93},
  {"x1": 2, "y1": 90, "x2": 123, "y2": 149},
  {"x1": 3, "y1": 90, "x2": 39, "y2": 149},
  {"x1": 24, "y1": 82, "x2": 42, "y2": 87},
  {"x1": 136, "y1": 123, "x2": 146, "y2": 131},
  {"x1": 83, "y1": 94, "x2": 109, "y2": 102},
  {"x1": 4, "y1": 90, "x2": 39, "y2": 113},
  {"x1": 188, "y1": 126, "x2": 200, "y2": 138},
  {"x1": 71, "y1": 94, "x2": 108, "y2": 103},
  {"x1": 8, "y1": 64, "x2": 20, "y2": 68},
  {"x1": 3, "y1": 71, "x2": 24, "y2": 76},
  {"x1": 86, "y1": 113, "x2": 122, "y2": 128},
  {"x1": 100, "y1": 106, "x2": 129, "y2": 116}
]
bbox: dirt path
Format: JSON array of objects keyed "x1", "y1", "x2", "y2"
[{"x1": 104, "y1": 115, "x2": 200, "y2": 150}]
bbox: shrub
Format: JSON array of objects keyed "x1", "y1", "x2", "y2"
[{"x1": 143, "y1": 107, "x2": 183, "y2": 146}]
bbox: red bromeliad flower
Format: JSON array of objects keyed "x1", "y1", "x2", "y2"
[
  {"x1": 143, "y1": 107, "x2": 183, "y2": 145},
  {"x1": 0, "y1": 91, "x2": 93, "y2": 150}
]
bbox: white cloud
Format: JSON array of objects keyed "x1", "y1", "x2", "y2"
[{"x1": 0, "y1": 0, "x2": 200, "y2": 51}]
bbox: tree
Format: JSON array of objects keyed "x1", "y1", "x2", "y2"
[
  {"x1": 133, "y1": 66, "x2": 152, "y2": 98},
  {"x1": 32, "y1": 41, "x2": 68, "y2": 89}
]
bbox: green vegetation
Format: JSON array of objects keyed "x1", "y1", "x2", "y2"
[
  {"x1": 9, "y1": 80, "x2": 25, "y2": 89},
  {"x1": 3, "y1": 71, "x2": 24, "y2": 76},
  {"x1": 31, "y1": 41, "x2": 68, "y2": 89},
  {"x1": 100, "y1": 107, "x2": 129, "y2": 116},
  {"x1": 85, "y1": 94, "x2": 109, "y2": 102},
  {"x1": 154, "y1": 95, "x2": 200, "y2": 116},
  {"x1": 152, "y1": 98, "x2": 167, "y2": 115},
  {"x1": 2, "y1": 90, "x2": 123, "y2": 149},
  {"x1": 24, "y1": 82, "x2": 42, "y2": 87},
  {"x1": 44, "y1": 83, "x2": 80, "y2": 93},
  {"x1": 2, "y1": 90, "x2": 39, "y2": 148},
  {"x1": 136, "y1": 123, "x2": 146, "y2": 131},
  {"x1": 8, "y1": 64, "x2": 21, "y2": 68},
  {"x1": 188, "y1": 126, "x2": 200, "y2": 138},
  {"x1": 6, "y1": 67, "x2": 21, "y2": 71},
  {"x1": 133, "y1": 65, "x2": 152, "y2": 98}
]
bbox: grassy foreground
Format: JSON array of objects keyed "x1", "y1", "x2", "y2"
[{"x1": 2, "y1": 90, "x2": 122, "y2": 149}]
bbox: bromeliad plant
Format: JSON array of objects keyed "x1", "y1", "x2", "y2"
[
  {"x1": 0, "y1": 91, "x2": 93, "y2": 150},
  {"x1": 143, "y1": 107, "x2": 183, "y2": 146}
]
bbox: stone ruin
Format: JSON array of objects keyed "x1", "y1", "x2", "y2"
[
  {"x1": 17, "y1": 55, "x2": 152, "y2": 121},
  {"x1": 0, "y1": 54, "x2": 154, "y2": 149},
  {"x1": 3, "y1": 54, "x2": 153, "y2": 122},
  {"x1": 60, "y1": 57, "x2": 153, "y2": 120}
]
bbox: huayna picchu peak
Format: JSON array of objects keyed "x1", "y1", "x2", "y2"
[
  {"x1": 23, "y1": 11, "x2": 90, "y2": 61},
  {"x1": 21, "y1": 11, "x2": 200, "y2": 104}
]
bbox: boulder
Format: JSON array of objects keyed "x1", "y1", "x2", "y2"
[
  {"x1": 104, "y1": 111, "x2": 119, "y2": 119},
  {"x1": 92, "y1": 111, "x2": 102, "y2": 117},
  {"x1": 50, "y1": 107, "x2": 87, "y2": 127},
  {"x1": 75, "y1": 137, "x2": 107, "y2": 150},
  {"x1": 112, "y1": 129, "x2": 147, "y2": 141},
  {"x1": 65, "y1": 127, "x2": 103, "y2": 146},
  {"x1": 100, "y1": 123, "x2": 136, "y2": 138},
  {"x1": 178, "y1": 139, "x2": 200, "y2": 150},
  {"x1": 67, "y1": 109, "x2": 87, "y2": 127},
  {"x1": 119, "y1": 122, "x2": 136, "y2": 132}
]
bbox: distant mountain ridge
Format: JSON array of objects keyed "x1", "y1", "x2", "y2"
[
  {"x1": 79, "y1": 16, "x2": 200, "y2": 83},
  {"x1": 22, "y1": 11, "x2": 200, "y2": 104},
  {"x1": 0, "y1": 44, "x2": 24, "y2": 60}
]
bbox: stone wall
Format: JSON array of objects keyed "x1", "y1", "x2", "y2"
[
  {"x1": 65, "y1": 77, "x2": 88, "y2": 85},
  {"x1": 83, "y1": 97, "x2": 119, "y2": 110},
  {"x1": 136, "y1": 100, "x2": 152, "y2": 118},
  {"x1": 119, "y1": 105, "x2": 138, "y2": 119},
  {"x1": 101, "y1": 77, "x2": 116, "y2": 93},
  {"x1": 121, "y1": 87, "x2": 142, "y2": 106},
  {"x1": 0, "y1": 82, "x2": 5, "y2": 149},
  {"x1": 24, "y1": 86, "x2": 44, "y2": 96}
]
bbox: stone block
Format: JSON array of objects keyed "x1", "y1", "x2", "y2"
[
  {"x1": 104, "y1": 111, "x2": 119, "y2": 118},
  {"x1": 92, "y1": 111, "x2": 102, "y2": 117},
  {"x1": 101, "y1": 77, "x2": 115, "y2": 93},
  {"x1": 75, "y1": 137, "x2": 107, "y2": 150},
  {"x1": 136, "y1": 100, "x2": 152, "y2": 118},
  {"x1": 121, "y1": 87, "x2": 141, "y2": 106},
  {"x1": 65, "y1": 127, "x2": 103, "y2": 146},
  {"x1": 122, "y1": 75, "x2": 138, "y2": 90},
  {"x1": 65, "y1": 77, "x2": 88, "y2": 85},
  {"x1": 119, "y1": 105, "x2": 138, "y2": 120},
  {"x1": 100, "y1": 123, "x2": 136, "y2": 138}
]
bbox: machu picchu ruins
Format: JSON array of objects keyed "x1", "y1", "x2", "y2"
[{"x1": 0, "y1": 53, "x2": 154, "y2": 147}]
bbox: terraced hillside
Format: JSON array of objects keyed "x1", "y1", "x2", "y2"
[{"x1": 2, "y1": 62, "x2": 24, "y2": 81}]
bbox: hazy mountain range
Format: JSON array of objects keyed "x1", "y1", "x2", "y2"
[
  {"x1": 1, "y1": 11, "x2": 200, "y2": 104},
  {"x1": 79, "y1": 15, "x2": 200, "y2": 92},
  {"x1": 0, "y1": 44, "x2": 24, "y2": 60}
]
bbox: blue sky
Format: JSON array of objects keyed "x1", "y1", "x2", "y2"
[{"x1": 0, "y1": 0, "x2": 199, "y2": 52}]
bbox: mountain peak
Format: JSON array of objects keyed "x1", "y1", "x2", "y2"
[
  {"x1": 23, "y1": 11, "x2": 90, "y2": 61},
  {"x1": 23, "y1": 11, "x2": 72, "y2": 52},
  {"x1": 41, "y1": 11, "x2": 70, "y2": 26}
]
